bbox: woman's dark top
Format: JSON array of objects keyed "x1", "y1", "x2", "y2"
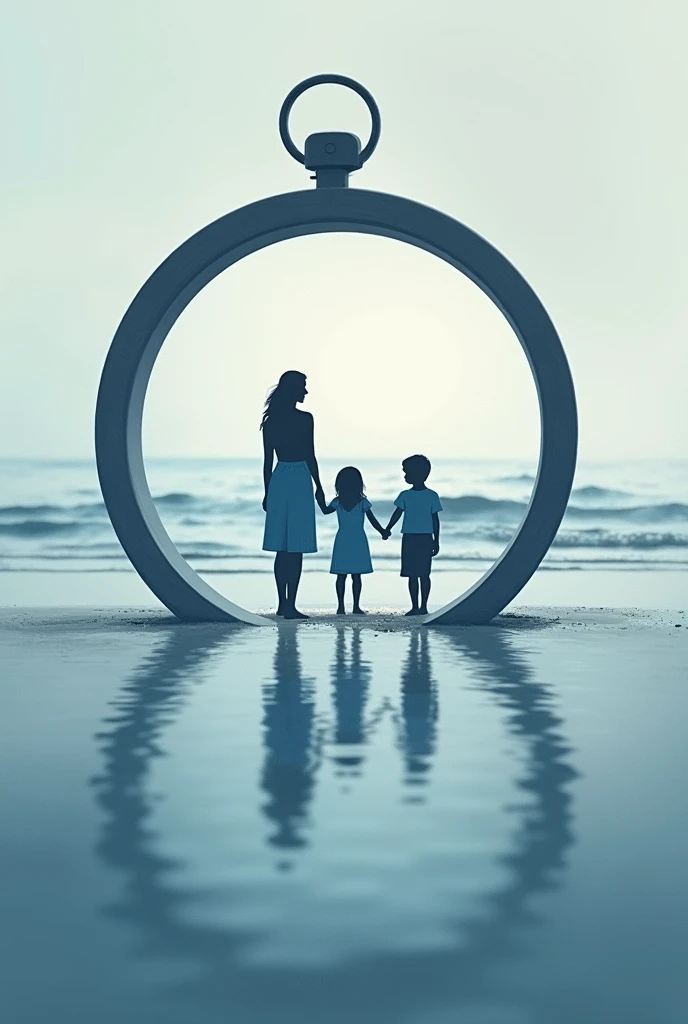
[{"x1": 265, "y1": 410, "x2": 314, "y2": 462}]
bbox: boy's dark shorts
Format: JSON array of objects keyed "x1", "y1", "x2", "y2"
[{"x1": 400, "y1": 534, "x2": 434, "y2": 578}]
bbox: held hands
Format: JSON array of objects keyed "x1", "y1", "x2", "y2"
[
  {"x1": 315, "y1": 487, "x2": 328, "y2": 513},
  {"x1": 380, "y1": 528, "x2": 391, "y2": 540}
]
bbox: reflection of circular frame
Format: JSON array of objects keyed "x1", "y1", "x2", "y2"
[
  {"x1": 95, "y1": 188, "x2": 577, "y2": 624},
  {"x1": 91, "y1": 625, "x2": 577, "y2": 1015}
]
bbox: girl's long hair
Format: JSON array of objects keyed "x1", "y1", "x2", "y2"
[
  {"x1": 335, "y1": 466, "x2": 366, "y2": 509},
  {"x1": 260, "y1": 370, "x2": 306, "y2": 430}
]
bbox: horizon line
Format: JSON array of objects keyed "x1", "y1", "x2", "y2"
[{"x1": 1, "y1": 454, "x2": 686, "y2": 464}]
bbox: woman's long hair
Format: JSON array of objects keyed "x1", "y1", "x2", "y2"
[
  {"x1": 335, "y1": 466, "x2": 366, "y2": 509},
  {"x1": 260, "y1": 370, "x2": 306, "y2": 431}
]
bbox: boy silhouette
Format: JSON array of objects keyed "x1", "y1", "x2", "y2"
[{"x1": 385, "y1": 455, "x2": 442, "y2": 616}]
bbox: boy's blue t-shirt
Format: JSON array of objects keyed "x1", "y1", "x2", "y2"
[{"x1": 394, "y1": 488, "x2": 443, "y2": 534}]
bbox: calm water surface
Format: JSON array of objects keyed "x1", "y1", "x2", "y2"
[{"x1": 1, "y1": 618, "x2": 686, "y2": 1023}]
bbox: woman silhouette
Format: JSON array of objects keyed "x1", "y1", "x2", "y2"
[{"x1": 261, "y1": 371, "x2": 325, "y2": 618}]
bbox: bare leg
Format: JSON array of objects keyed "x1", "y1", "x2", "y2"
[
  {"x1": 284, "y1": 553, "x2": 308, "y2": 619},
  {"x1": 419, "y1": 575, "x2": 431, "y2": 614},
  {"x1": 274, "y1": 552, "x2": 288, "y2": 614},
  {"x1": 406, "y1": 577, "x2": 420, "y2": 615},
  {"x1": 336, "y1": 574, "x2": 346, "y2": 614},
  {"x1": 352, "y1": 574, "x2": 366, "y2": 614}
]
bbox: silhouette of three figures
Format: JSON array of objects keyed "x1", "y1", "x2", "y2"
[{"x1": 262, "y1": 371, "x2": 442, "y2": 619}]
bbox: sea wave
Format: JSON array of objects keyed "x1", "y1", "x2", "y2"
[
  {"x1": 443, "y1": 522, "x2": 688, "y2": 549},
  {"x1": 494, "y1": 474, "x2": 535, "y2": 484},
  {"x1": 0, "y1": 520, "x2": 86, "y2": 537},
  {"x1": 0, "y1": 493, "x2": 259, "y2": 522},
  {"x1": 552, "y1": 530, "x2": 688, "y2": 549},
  {"x1": 0, "y1": 504, "x2": 66, "y2": 516},
  {"x1": 571, "y1": 485, "x2": 632, "y2": 501},
  {"x1": 2, "y1": 494, "x2": 688, "y2": 540},
  {"x1": 3, "y1": 531, "x2": 684, "y2": 555},
  {"x1": 445, "y1": 526, "x2": 688, "y2": 549},
  {"x1": 153, "y1": 491, "x2": 199, "y2": 507},
  {"x1": 0, "y1": 501, "x2": 107, "y2": 521},
  {"x1": 494, "y1": 481, "x2": 635, "y2": 501},
  {"x1": 440, "y1": 495, "x2": 688, "y2": 523}
]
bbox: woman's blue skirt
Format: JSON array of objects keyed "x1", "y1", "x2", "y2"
[{"x1": 262, "y1": 461, "x2": 317, "y2": 554}]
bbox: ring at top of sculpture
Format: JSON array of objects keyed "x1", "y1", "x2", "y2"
[{"x1": 95, "y1": 73, "x2": 577, "y2": 626}]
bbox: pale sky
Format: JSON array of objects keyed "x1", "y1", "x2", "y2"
[{"x1": 1, "y1": 0, "x2": 686, "y2": 461}]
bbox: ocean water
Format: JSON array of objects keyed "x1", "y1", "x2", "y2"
[{"x1": 1, "y1": 457, "x2": 687, "y2": 609}]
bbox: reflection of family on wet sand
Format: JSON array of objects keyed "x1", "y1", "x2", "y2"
[
  {"x1": 261, "y1": 627, "x2": 438, "y2": 853},
  {"x1": 262, "y1": 370, "x2": 442, "y2": 617},
  {"x1": 90, "y1": 621, "x2": 577, "y2": 1022}
]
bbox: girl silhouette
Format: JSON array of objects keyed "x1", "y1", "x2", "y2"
[
  {"x1": 261, "y1": 371, "x2": 326, "y2": 619},
  {"x1": 323, "y1": 466, "x2": 388, "y2": 614}
]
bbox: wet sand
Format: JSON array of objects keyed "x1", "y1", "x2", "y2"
[{"x1": 1, "y1": 605, "x2": 686, "y2": 1023}]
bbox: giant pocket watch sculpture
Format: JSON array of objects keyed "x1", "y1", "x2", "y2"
[{"x1": 95, "y1": 74, "x2": 577, "y2": 625}]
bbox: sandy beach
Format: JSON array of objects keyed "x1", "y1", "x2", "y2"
[
  {"x1": 1, "y1": 601, "x2": 686, "y2": 631},
  {"x1": 2, "y1": 603, "x2": 686, "y2": 1023}
]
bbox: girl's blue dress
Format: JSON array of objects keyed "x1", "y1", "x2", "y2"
[{"x1": 329, "y1": 497, "x2": 374, "y2": 575}]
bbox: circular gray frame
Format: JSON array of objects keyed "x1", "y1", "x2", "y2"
[{"x1": 95, "y1": 188, "x2": 577, "y2": 625}]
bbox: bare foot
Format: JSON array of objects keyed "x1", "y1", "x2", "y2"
[
  {"x1": 276, "y1": 604, "x2": 286, "y2": 616},
  {"x1": 336, "y1": 607, "x2": 347, "y2": 615},
  {"x1": 352, "y1": 608, "x2": 367, "y2": 615},
  {"x1": 405, "y1": 608, "x2": 420, "y2": 616},
  {"x1": 284, "y1": 608, "x2": 309, "y2": 620},
  {"x1": 419, "y1": 607, "x2": 428, "y2": 615}
]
